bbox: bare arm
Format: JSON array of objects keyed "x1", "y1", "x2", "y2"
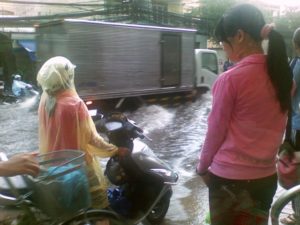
[{"x1": 0, "y1": 153, "x2": 40, "y2": 177}]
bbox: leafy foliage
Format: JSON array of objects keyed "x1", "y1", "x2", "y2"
[
  {"x1": 264, "y1": 8, "x2": 300, "y2": 56},
  {"x1": 188, "y1": 0, "x2": 300, "y2": 55},
  {"x1": 274, "y1": 8, "x2": 300, "y2": 40},
  {"x1": 189, "y1": 0, "x2": 237, "y2": 42}
]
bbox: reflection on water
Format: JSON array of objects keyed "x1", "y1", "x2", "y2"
[
  {"x1": 129, "y1": 93, "x2": 211, "y2": 172},
  {"x1": 0, "y1": 98, "x2": 39, "y2": 156},
  {"x1": 129, "y1": 93, "x2": 212, "y2": 225},
  {"x1": 0, "y1": 92, "x2": 212, "y2": 224}
]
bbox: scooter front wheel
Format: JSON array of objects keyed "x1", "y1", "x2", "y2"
[
  {"x1": 146, "y1": 194, "x2": 170, "y2": 224},
  {"x1": 60, "y1": 209, "x2": 124, "y2": 225}
]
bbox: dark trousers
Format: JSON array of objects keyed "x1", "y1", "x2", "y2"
[
  {"x1": 208, "y1": 173, "x2": 277, "y2": 225},
  {"x1": 291, "y1": 130, "x2": 300, "y2": 218},
  {"x1": 292, "y1": 130, "x2": 300, "y2": 149}
]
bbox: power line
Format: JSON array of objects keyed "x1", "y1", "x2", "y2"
[
  {"x1": 0, "y1": 0, "x2": 106, "y2": 7},
  {"x1": 0, "y1": 1, "x2": 125, "y2": 18},
  {"x1": 0, "y1": 7, "x2": 122, "y2": 21}
]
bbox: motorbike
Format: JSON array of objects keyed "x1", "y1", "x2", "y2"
[
  {"x1": 0, "y1": 74, "x2": 39, "y2": 104},
  {"x1": 0, "y1": 112, "x2": 178, "y2": 225},
  {"x1": 65, "y1": 112, "x2": 179, "y2": 225},
  {"x1": 11, "y1": 74, "x2": 39, "y2": 99}
]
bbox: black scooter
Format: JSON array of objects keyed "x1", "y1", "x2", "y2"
[
  {"x1": 76, "y1": 112, "x2": 178, "y2": 225},
  {"x1": 63, "y1": 112, "x2": 178, "y2": 225}
]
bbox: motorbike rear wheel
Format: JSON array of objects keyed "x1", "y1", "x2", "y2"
[{"x1": 146, "y1": 194, "x2": 170, "y2": 224}]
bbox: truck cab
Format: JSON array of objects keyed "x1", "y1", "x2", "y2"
[{"x1": 194, "y1": 49, "x2": 220, "y2": 90}]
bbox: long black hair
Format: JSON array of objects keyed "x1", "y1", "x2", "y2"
[{"x1": 215, "y1": 4, "x2": 292, "y2": 113}]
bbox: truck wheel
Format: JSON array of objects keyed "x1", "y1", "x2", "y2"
[
  {"x1": 197, "y1": 86, "x2": 209, "y2": 94},
  {"x1": 146, "y1": 195, "x2": 170, "y2": 224}
]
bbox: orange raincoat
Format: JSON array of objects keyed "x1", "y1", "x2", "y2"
[{"x1": 37, "y1": 57, "x2": 118, "y2": 209}]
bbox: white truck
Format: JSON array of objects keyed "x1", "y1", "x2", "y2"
[
  {"x1": 195, "y1": 49, "x2": 219, "y2": 90},
  {"x1": 35, "y1": 19, "x2": 219, "y2": 105}
]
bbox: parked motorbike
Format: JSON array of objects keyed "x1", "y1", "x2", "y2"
[{"x1": 0, "y1": 113, "x2": 178, "y2": 225}]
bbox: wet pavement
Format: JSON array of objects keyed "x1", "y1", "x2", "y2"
[
  {"x1": 0, "y1": 93, "x2": 211, "y2": 224},
  {"x1": 0, "y1": 93, "x2": 294, "y2": 225}
]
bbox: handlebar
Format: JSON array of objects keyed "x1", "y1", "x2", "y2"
[
  {"x1": 270, "y1": 185, "x2": 300, "y2": 225},
  {"x1": 0, "y1": 175, "x2": 29, "y2": 207},
  {"x1": 133, "y1": 129, "x2": 145, "y2": 139},
  {"x1": 0, "y1": 152, "x2": 28, "y2": 206},
  {"x1": 0, "y1": 193, "x2": 18, "y2": 205}
]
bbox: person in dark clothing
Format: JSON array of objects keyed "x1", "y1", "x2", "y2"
[
  {"x1": 0, "y1": 33, "x2": 17, "y2": 91},
  {"x1": 223, "y1": 58, "x2": 234, "y2": 71},
  {"x1": 280, "y1": 27, "x2": 300, "y2": 225}
]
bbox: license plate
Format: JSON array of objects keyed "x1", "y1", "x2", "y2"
[{"x1": 88, "y1": 109, "x2": 97, "y2": 117}]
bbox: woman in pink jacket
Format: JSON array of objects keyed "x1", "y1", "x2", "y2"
[{"x1": 196, "y1": 4, "x2": 293, "y2": 225}]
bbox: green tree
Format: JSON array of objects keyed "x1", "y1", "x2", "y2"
[
  {"x1": 190, "y1": 0, "x2": 236, "y2": 42},
  {"x1": 273, "y1": 8, "x2": 300, "y2": 56}
]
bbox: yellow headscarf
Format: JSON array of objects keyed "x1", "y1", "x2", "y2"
[{"x1": 37, "y1": 56, "x2": 76, "y2": 116}]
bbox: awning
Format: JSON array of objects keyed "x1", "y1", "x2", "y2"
[
  {"x1": 17, "y1": 40, "x2": 36, "y2": 52},
  {"x1": 17, "y1": 40, "x2": 36, "y2": 61}
]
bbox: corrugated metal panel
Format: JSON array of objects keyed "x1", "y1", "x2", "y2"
[{"x1": 36, "y1": 20, "x2": 195, "y2": 100}]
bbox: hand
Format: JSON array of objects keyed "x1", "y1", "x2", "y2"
[
  {"x1": 0, "y1": 152, "x2": 40, "y2": 177},
  {"x1": 196, "y1": 165, "x2": 210, "y2": 187},
  {"x1": 196, "y1": 162, "x2": 206, "y2": 176},
  {"x1": 199, "y1": 172, "x2": 210, "y2": 187},
  {"x1": 117, "y1": 147, "x2": 130, "y2": 157}
]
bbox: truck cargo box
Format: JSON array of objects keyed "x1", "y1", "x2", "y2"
[{"x1": 35, "y1": 19, "x2": 196, "y2": 101}]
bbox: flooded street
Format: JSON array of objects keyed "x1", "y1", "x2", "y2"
[{"x1": 0, "y1": 93, "x2": 212, "y2": 225}]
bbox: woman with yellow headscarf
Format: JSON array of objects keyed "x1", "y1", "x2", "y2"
[{"x1": 37, "y1": 56, "x2": 118, "y2": 209}]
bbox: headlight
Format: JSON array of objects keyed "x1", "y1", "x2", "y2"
[{"x1": 150, "y1": 168, "x2": 172, "y2": 177}]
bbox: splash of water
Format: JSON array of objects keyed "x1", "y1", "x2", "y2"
[
  {"x1": 18, "y1": 94, "x2": 40, "y2": 110},
  {"x1": 129, "y1": 104, "x2": 175, "y2": 135}
]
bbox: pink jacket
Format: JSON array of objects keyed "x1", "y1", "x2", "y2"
[{"x1": 197, "y1": 54, "x2": 287, "y2": 180}]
